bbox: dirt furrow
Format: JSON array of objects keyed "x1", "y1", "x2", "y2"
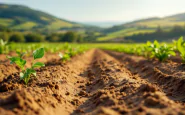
[
  {"x1": 1, "y1": 49, "x2": 185, "y2": 115},
  {"x1": 104, "y1": 50, "x2": 185, "y2": 102},
  {"x1": 0, "y1": 49, "x2": 95, "y2": 115},
  {"x1": 72, "y1": 50, "x2": 185, "y2": 115},
  {"x1": 0, "y1": 52, "x2": 61, "y2": 81}
]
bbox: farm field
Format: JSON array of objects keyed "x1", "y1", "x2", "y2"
[
  {"x1": 2, "y1": 1, "x2": 185, "y2": 115},
  {"x1": 1, "y1": 40, "x2": 185, "y2": 115},
  {"x1": 97, "y1": 28, "x2": 156, "y2": 41}
]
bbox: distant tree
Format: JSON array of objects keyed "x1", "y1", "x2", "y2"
[
  {"x1": 46, "y1": 33, "x2": 60, "y2": 42},
  {"x1": 76, "y1": 35, "x2": 83, "y2": 43},
  {"x1": 171, "y1": 25, "x2": 183, "y2": 33},
  {"x1": 0, "y1": 25, "x2": 11, "y2": 32},
  {"x1": 0, "y1": 32, "x2": 9, "y2": 41},
  {"x1": 83, "y1": 31, "x2": 97, "y2": 42},
  {"x1": 58, "y1": 34, "x2": 64, "y2": 42},
  {"x1": 25, "y1": 33, "x2": 44, "y2": 42},
  {"x1": 156, "y1": 26, "x2": 163, "y2": 33},
  {"x1": 9, "y1": 33, "x2": 25, "y2": 42},
  {"x1": 62, "y1": 31, "x2": 78, "y2": 42},
  {"x1": 14, "y1": 18, "x2": 23, "y2": 25}
]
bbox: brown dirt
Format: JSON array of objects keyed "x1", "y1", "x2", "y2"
[
  {"x1": 0, "y1": 52, "x2": 61, "y2": 81},
  {"x1": 0, "y1": 49, "x2": 185, "y2": 115}
]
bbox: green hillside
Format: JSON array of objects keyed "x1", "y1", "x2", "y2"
[
  {"x1": 98, "y1": 14, "x2": 185, "y2": 41},
  {"x1": 0, "y1": 3, "x2": 82, "y2": 31}
]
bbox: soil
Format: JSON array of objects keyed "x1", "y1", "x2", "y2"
[{"x1": 0, "y1": 49, "x2": 185, "y2": 115}]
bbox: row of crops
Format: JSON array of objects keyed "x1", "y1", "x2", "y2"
[
  {"x1": 100, "y1": 37, "x2": 185, "y2": 63},
  {"x1": 0, "y1": 39, "x2": 89, "y2": 55},
  {"x1": 1, "y1": 36, "x2": 185, "y2": 63},
  {"x1": 2, "y1": 41, "x2": 90, "y2": 85},
  {"x1": 1, "y1": 36, "x2": 185, "y2": 85}
]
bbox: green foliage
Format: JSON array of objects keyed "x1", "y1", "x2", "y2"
[
  {"x1": 45, "y1": 32, "x2": 83, "y2": 43},
  {"x1": 7, "y1": 48, "x2": 45, "y2": 84},
  {"x1": 142, "y1": 41, "x2": 152, "y2": 58},
  {"x1": 33, "y1": 48, "x2": 45, "y2": 60},
  {"x1": 0, "y1": 32, "x2": 9, "y2": 41},
  {"x1": 62, "y1": 31, "x2": 78, "y2": 42},
  {"x1": 32, "y1": 62, "x2": 45, "y2": 68},
  {"x1": 124, "y1": 25, "x2": 185, "y2": 42},
  {"x1": 100, "y1": 42, "x2": 176, "y2": 62},
  {"x1": 7, "y1": 56, "x2": 26, "y2": 69},
  {"x1": 58, "y1": 44, "x2": 87, "y2": 62},
  {"x1": 59, "y1": 52, "x2": 70, "y2": 62},
  {"x1": 25, "y1": 33, "x2": 45, "y2": 42},
  {"x1": 0, "y1": 38, "x2": 9, "y2": 54},
  {"x1": 149, "y1": 40, "x2": 175, "y2": 61},
  {"x1": 16, "y1": 51, "x2": 26, "y2": 58},
  {"x1": 45, "y1": 33, "x2": 60, "y2": 42},
  {"x1": 176, "y1": 36, "x2": 185, "y2": 63},
  {"x1": 49, "y1": 47, "x2": 59, "y2": 53},
  {"x1": 9, "y1": 33, "x2": 25, "y2": 42},
  {"x1": 0, "y1": 4, "x2": 84, "y2": 31},
  {"x1": 20, "y1": 69, "x2": 36, "y2": 84},
  {"x1": 76, "y1": 35, "x2": 84, "y2": 43},
  {"x1": 67, "y1": 47, "x2": 78, "y2": 57}
]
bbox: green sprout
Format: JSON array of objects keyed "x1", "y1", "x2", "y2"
[
  {"x1": 0, "y1": 39, "x2": 9, "y2": 54},
  {"x1": 7, "y1": 48, "x2": 45, "y2": 84},
  {"x1": 68, "y1": 47, "x2": 78, "y2": 57},
  {"x1": 176, "y1": 36, "x2": 185, "y2": 63},
  {"x1": 59, "y1": 52, "x2": 70, "y2": 62},
  {"x1": 149, "y1": 40, "x2": 176, "y2": 62}
]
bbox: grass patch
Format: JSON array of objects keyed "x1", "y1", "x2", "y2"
[
  {"x1": 12, "y1": 22, "x2": 37, "y2": 30},
  {"x1": 97, "y1": 28, "x2": 155, "y2": 41},
  {"x1": 0, "y1": 18, "x2": 13, "y2": 26},
  {"x1": 46, "y1": 19, "x2": 74, "y2": 30}
]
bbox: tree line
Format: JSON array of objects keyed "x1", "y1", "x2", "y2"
[{"x1": 0, "y1": 31, "x2": 83, "y2": 43}]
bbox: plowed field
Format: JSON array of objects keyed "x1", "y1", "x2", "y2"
[{"x1": 0, "y1": 49, "x2": 185, "y2": 115}]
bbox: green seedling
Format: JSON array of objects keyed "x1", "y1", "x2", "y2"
[
  {"x1": 16, "y1": 50, "x2": 27, "y2": 58},
  {"x1": 59, "y1": 52, "x2": 70, "y2": 62},
  {"x1": 0, "y1": 39, "x2": 9, "y2": 54},
  {"x1": 142, "y1": 41, "x2": 154, "y2": 58},
  {"x1": 149, "y1": 40, "x2": 176, "y2": 62},
  {"x1": 50, "y1": 47, "x2": 59, "y2": 53},
  {"x1": 68, "y1": 47, "x2": 78, "y2": 57},
  {"x1": 133, "y1": 46, "x2": 143, "y2": 56},
  {"x1": 176, "y1": 36, "x2": 185, "y2": 63},
  {"x1": 7, "y1": 48, "x2": 45, "y2": 84}
]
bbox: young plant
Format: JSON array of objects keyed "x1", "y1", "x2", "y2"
[
  {"x1": 7, "y1": 48, "x2": 45, "y2": 84},
  {"x1": 59, "y1": 52, "x2": 70, "y2": 62},
  {"x1": 16, "y1": 50, "x2": 27, "y2": 58},
  {"x1": 176, "y1": 36, "x2": 185, "y2": 63},
  {"x1": 149, "y1": 40, "x2": 175, "y2": 62},
  {"x1": 0, "y1": 39, "x2": 8, "y2": 54},
  {"x1": 133, "y1": 46, "x2": 143, "y2": 56},
  {"x1": 143, "y1": 41, "x2": 153, "y2": 58},
  {"x1": 68, "y1": 47, "x2": 78, "y2": 57}
]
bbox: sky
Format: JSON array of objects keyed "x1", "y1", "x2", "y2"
[{"x1": 1, "y1": 0, "x2": 185, "y2": 22}]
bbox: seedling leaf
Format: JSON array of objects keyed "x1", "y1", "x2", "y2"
[
  {"x1": 7, "y1": 48, "x2": 45, "y2": 85},
  {"x1": 16, "y1": 51, "x2": 26, "y2": 58},
  {"x1": 32, "y1": 62, "x2": 45, "y2": 68},
  {"x1": 33, "y1": 48, "x2": 45, "y2": 60},
  {"x1": 7, "y1": 56, "x2": 26, "y2": 69},
  {"x1": 22, "y1": 69, "x2": 37, "y2": 84}
]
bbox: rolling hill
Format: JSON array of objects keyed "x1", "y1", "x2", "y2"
[
  {"x1": 98, "y1": 13, "x2": 185, "y2": 41},
  {"x1": 0, "y1": 3, "x2": 84, "y2": 31}
]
